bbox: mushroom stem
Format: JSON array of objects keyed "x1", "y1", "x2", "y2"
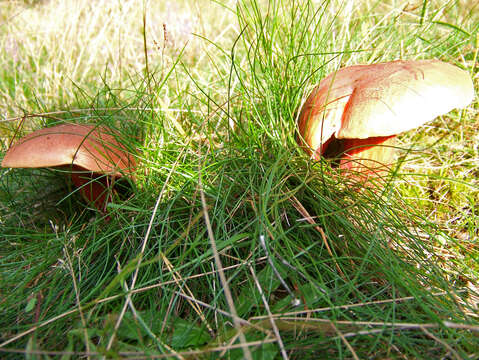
[
  {"x1": 69, "y1": 166, "x2": 113, "y2": 213},
  {"x1": 339, "y1": 136, "x2": 397, "y2": 173},
  {"x1": 318, "y1": 135, "x2": 396, "y2": 175}
]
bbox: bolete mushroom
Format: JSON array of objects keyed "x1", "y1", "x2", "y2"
[
  {"x1": 297, "y1": 59, "x2": 474, "y2": 176},
  {"x1": 1, "y1": 123, "x2": 136, "y2": 212}
]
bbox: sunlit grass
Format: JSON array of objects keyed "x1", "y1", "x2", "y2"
[{"x1": 0, "y1": 0, "x2": 478, "y2": 358}]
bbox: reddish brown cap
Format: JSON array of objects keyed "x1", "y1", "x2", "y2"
[
  {"x1": 298, "y1": 60, "x2": 474, "y2": 156},
  {"x1": 1, "y1": 124, "x2": 136, "y2": 176}
]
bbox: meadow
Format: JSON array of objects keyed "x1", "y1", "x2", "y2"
[{"x1": 0, "y1": 0, "x2": 478, "y2": 358}]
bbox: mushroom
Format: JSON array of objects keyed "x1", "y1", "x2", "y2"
[
  {"x1": 1, "y1": 123, "x2": 136, "y2": 212},
  {"x1": 297, "y1": 59, "x2": 474, "y2": 177}
]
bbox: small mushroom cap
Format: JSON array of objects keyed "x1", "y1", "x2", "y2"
[
  {"x1": 1, "y1": 124, "x2": 136, "y2": 176},
  {"x1": 298, "y1": 59, "x2": 475, "y2": 155}
]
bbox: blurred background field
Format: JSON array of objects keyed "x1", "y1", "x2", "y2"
[{"x1": 0, "y1": 0, "x2": 478, "y2": 358}]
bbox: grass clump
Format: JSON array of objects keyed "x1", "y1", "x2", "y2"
[{"x1": 0, "y1": 0, "x2": 478, "y2": 358}]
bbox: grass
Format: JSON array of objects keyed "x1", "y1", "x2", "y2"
[{"x1": 0, "y1": 0, "x2": 478, "y2": 358}]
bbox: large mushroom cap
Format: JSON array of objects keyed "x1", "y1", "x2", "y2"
[
  {"x1": 1, "y1": 123, "x2": 136, "y2": 176},
  {"x1": 298, "y1": 59, "x2": 474, "y2": 156}
]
